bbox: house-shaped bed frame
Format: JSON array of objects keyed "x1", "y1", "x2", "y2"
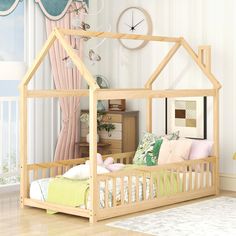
[{"x1": 20, "y1": 28, "x2": 221, "y2": 223}]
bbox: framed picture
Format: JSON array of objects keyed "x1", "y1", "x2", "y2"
[{"x1": 165, "y1": 97, "x2": 207, "y2": 139}]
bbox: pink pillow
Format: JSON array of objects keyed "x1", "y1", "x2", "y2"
[
  {"x1": 158, "y1": 138, "x2": 193, "y2": 165},
  {"x1": 189, "y1": 140, "x2": 213, "y2": 160}
]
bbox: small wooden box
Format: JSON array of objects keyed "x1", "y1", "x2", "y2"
[{"x1": 108, "y1": 99, "x2": 126, "y2": 111}]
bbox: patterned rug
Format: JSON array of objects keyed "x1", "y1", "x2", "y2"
[{"x1": 107, "y1": 197, "x2": 236, "y2": 236}]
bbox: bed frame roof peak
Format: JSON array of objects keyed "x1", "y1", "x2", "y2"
[{"x1": 19, "y1": 27, "x2": 221, "y2": 91}]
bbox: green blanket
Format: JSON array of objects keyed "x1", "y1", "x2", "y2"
[
  {"x1": 47, "y1": 176, "x2": 89, "y2": 214},
  {"x1": 152, "y1": 171, "x2": 181, "y2": 196},
  {"x1": 124, "y1": 165, "x2": 182, "y2": 196}
]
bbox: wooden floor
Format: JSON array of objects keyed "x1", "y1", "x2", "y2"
[{"x1": 0, "y1": 191, "x2": 235, "y2": 236}]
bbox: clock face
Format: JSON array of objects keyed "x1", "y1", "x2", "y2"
[{"x1": 116, "y1": 7, "x2": 152, "y2": 50}]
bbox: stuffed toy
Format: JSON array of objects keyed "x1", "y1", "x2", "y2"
[{"x1": 86, "y1": 153, "x2": 125, "y2": 172}]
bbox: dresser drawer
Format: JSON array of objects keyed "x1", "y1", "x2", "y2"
[
  {"x1": 102, "y1": 114, "x2": 122, "y2": 123},
  {"x1": 99, "y1": 130, "x2": 122, "y2": 140},
  {"x1": 100, "y1": 139, "x2": 122, "y2": 149}
]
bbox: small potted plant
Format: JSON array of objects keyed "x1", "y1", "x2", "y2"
[
  {"x1": 98, "y1": 123, "x2": 115, "y2": 137},
  {"x1": 80, "y1": 111, "x2": 115, "y2": 143}
]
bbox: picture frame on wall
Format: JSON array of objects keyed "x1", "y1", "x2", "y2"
[{"x1": 165, "y1": 97, "x2": 207, "y2": 139}]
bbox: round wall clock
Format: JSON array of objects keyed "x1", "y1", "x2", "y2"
[{"x1": 116, "y1": 7, "x2": 153, "y2": 50}]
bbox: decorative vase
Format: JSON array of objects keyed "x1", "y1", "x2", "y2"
[
  {"x1": 86, "y1": 133, "x2": 99, "y2": 143},
  {"x1": 97, "y1": 100, "x2": 105, "y2": 111}
]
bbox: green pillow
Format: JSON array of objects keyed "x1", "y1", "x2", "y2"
[
  {"x1": 146, "y1": 139, "x2": 163, "y2": 166},
  {"x1": 133, "y1": 133, "x2": 162, "y2": 165}
]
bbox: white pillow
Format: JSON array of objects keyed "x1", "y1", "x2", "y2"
[{"x1": 63, "y1": 164, "x2": 110, "y2": 180}]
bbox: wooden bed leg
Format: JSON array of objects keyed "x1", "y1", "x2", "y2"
[
  {"x1": 20, "y1": 85, "x2": 28, "y2": 208},
  {"x1": 89, "y1": 89, "x2": 98, "y2": 223},
  {"x1": 89, "y1": 214, "x2": 97, "y2": 223},
  {"x1": 215, "y1": 160, "x2": 220, "y2": 196},
  {"x1": 213, "y1": 90, "x2": 220, "y2": 196}
]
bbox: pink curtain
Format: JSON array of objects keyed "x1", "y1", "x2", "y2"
[{"x1": 46, "y1": 4, "x2": 82, "y2": 161}]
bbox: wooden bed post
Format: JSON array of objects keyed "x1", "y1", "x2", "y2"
[
  {"x1": 146, "y1": 96, "x2": 152, "y2": 132},
  {"x1": 19, "y1": 31, "x2": 57, "y2": 208},
  {"x1": 198, "y1": 45, "x2": 220, "y2": 195},
  {"x1": 89, "y1": 89, "x2": 98, "y2": 223},
  {"x1": 213, "y1": 89, "x2": 220, "y2": 195},
  {"x1": 20, "y1": 85, "x2": 28, "y2": 208}
]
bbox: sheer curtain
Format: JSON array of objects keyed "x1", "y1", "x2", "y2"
[{"x1": 26, "y1": 1, "x2": 58, "y2": 165}]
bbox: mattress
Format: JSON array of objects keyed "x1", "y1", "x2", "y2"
[{"x1": 30, "y1": 172, "x2": 212, "y2": 209}]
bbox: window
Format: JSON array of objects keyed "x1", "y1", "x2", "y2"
[
  {"x1": 0, "y1": 2, "x2": 24, "y2": 62},
  {"x1": 0, "y1": 1, "x2": 25, "y2": 186},
  {"x1": 0, "y1": 1, "x2": 25, "y2": 95}
]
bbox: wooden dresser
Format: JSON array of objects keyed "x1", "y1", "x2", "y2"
[{"x1": 80, "y1": 110, "x2": 139, "y2": 156}]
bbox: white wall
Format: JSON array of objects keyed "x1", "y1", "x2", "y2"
[{"x1": 90, "y1": 0, "x2": 236, "y2": 175}]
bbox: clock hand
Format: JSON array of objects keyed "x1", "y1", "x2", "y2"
[
  {"x1": 132, "y1": 11, "x2": 134, "y2": 27},
  {"x1": 133, "y1": 19, "x2": 144, "y2": 29}
]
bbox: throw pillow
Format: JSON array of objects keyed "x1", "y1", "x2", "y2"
[
  {"x1": 158, "y1": 138, "x2": 193, "y2": 165},
  {"x1": 146, "y1": 139, "x2": 163, "y2": 166},
  {"x1": 133, "y1": 132, "x2": 160, "y2": 165},
  {"x1": 188, "y1": 139, "x2": 213, "y2": 171},
  {"x1": 63, "y1": 164, "x2": 110, "y2": 180},
  {"x1": 189, "y1": 139, "x2": 213, "y2": 160}
]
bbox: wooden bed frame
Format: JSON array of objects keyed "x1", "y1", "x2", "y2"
[{"x1": 19, "y1": 28, "x2": 221, "y2": 223}]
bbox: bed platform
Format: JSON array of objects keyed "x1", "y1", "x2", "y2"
[{"x1": 20, "y1": 28, "x2": 221, "y2": 223}]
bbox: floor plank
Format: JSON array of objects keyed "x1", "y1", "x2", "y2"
[{"x1": 0, "y1": 191, "x2": 235, "y2": 236}]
